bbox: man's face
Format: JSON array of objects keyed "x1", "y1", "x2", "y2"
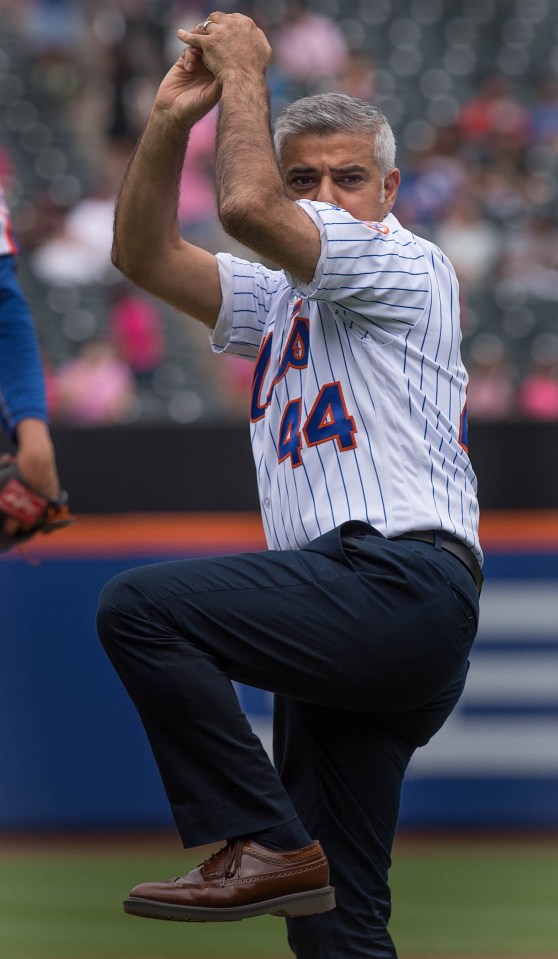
[{"x1": 280, "y1": 131, "x2": 400, "y2": 222}]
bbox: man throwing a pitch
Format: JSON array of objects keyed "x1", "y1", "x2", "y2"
[{"x1": 98, "y1": 12, "x2": 482, "y2": 958}]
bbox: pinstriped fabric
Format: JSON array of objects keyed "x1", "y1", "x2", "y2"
[
  {"x1": 0, "y1": 187, "x2": 17, "y2": 256},
  {"x1": 212, "y1": 203, "x2": 482, "y2": 564}
]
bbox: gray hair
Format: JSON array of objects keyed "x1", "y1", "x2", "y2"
[{"x1": 273, "y1": 93, "x2": 396, "y2": 175}]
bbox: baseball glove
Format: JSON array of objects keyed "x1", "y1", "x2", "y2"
[{"x1": 0, "y1": 461, "x2": 74, "y2": 553}]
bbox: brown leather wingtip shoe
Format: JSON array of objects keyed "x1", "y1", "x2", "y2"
[{"x1": 123, "y1": 838, "x2": 336, "y2": 922}]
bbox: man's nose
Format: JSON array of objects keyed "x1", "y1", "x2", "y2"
[{"x1": 316, "y1": 179, "x2": 338, "y2": 205}]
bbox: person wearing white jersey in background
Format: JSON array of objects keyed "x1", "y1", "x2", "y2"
[{"x1": 97, "y1": 12, "x2": 483, "y2": 959}]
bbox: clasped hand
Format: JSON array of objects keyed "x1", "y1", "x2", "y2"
[
  {"x1": 153, "y1": 12, "x2": 270, "y2": 124},
  {"x1": 179, "y1": 11, "x2": 271, "y2": 80}
]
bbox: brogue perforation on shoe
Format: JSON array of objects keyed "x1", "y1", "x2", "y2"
[{"x1": 123, "y1": 838, "x2": 336, "y2": 922}]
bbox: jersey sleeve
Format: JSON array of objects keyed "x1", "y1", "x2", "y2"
[
  {"x1": 0, "y1": 253, "x2": 48, "y2": 439},
  {"x1": 210, "y1": 252, "x2": 289, "y2": 359},
  {"x1": 285, "y1": 201, "x2": 430, "y2": 340}
]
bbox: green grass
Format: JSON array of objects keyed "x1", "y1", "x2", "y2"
[
  {"x1": 0, "y1": 844, "x2": 288, "y2": 959},
  {"x1": 0, "y1": 835, "x2": 557, "y2": 958},
  {"x1": 389, "y1": 837, "x2": 558, "y2": 957}
]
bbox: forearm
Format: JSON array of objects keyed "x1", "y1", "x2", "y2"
[
  {"x1": 216, "y1": 71, "x2": 284, "y2": 229},
  {"x1": 181, "y1": 12, "x2": 318, "y2": 272},
  {"x1": 0, "y1": 255, "x2": 48, "y2": 438},
  {"x1": 216, "y1": 72, "x2": 319, "y2": 278},
  {"x1": 14, "y1": 419, "x2": 59, "y2": 498},
  {"x1": 112, "y1": 108, "x2": 191, "y2": 283}
]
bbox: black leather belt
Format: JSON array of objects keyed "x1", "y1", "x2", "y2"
[{"x1": 392, "y1": 530, "x2": 483, "y2": 593}]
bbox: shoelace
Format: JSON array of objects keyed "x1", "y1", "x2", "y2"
[
  {"x1": 170, "y1": 839, "x2": 245, "y2": 883},
  {"x1": 206, "y1": 839, "x2": 245, "y2": 878}
]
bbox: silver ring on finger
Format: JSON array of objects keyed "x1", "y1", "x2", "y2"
[{"x1": 202, "y1": 18, "x2": 213, "y2": 32}]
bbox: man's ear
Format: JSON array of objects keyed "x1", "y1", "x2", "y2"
[{"x1": 384, "y1": 167, "x2": 401, "y2": 212}]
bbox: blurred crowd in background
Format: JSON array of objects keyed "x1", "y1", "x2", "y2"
[{"x1": 2, "y1": 0, "x2": 558, "y2": 425}]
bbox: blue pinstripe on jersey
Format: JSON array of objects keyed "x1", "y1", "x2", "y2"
[{"x1": 212, "y1": 205, "x2": 482, "y2": 564}]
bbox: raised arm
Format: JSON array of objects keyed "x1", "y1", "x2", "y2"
[
  {"x1": 112, "y1": 30, "x2": 224, "y2": 328},
  {"x1": 180, "y1": 13, "x2": 322, "y2": 283}
]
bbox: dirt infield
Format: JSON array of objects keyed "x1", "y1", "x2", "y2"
[
  {"x1": 0, "y1": 828, "x2": 188, "y2": 855},
  {"x1": 2, "y1": 826, "x2": 557, "y2": 852}
]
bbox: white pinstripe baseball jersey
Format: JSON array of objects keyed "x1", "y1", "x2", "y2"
[
  {"x1": 211, "y1": 201, "x2": 482, "y2": 564},
  {"x1": 0, "y1": 186, "x2": 17, "y2": 256}
]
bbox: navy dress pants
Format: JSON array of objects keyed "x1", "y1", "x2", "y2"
[{"x1": 97, "y1": 521, "x2": 479, "y2": 959}]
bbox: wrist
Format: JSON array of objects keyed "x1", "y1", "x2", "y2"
[
  {"x1": 15, "y1": 419, "x2": 55, "y2": 468},
  {"x1": 15, "y1": 419, "x2": 60, "y2": 498},
  {"x1": 220, "y1": 65, "x2": 267, "y2": 90},
  {"x1": 149, "y1": 103, "x2": 195, "y2": 141}
]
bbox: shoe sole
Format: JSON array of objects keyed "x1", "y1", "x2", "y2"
[{"x1": 123, "y1": 886, "x2": 336, "y2": 922}]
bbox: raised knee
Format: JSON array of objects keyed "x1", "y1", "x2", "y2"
[{"x1": 96, "y1": 570, "x2": 141, "y2": 649}]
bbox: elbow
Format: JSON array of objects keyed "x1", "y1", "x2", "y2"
[
  {"x1": 110, "y1": 242, "x2": 122, "y2": 273},
  {"x1": 111, "y1": 239, "x2": 144, "y2": 286},
  {"x1": 111, "y1": 239, "x2": 128, "y2": 276},
  {"x1": 219, "y1": 196, "x2": 264, "y2": 246},
  {"x1": 219, "y1": 187, "x2": 288, "y2": 251},
  {"x1": 218, "y1": 199, "x2": 246, "y2": 240}
]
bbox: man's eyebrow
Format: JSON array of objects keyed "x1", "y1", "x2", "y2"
[
  {"x1": 332, "y1": 164, "x2": 369, "y2": 174},
  {"x1": 286, "y1": 164, "x2": 369, "y2": 175},
  {"x1": 286, "y1": 165, "x2": 317, "y2": 175}
]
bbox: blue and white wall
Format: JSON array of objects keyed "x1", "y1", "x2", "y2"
[
  {"x1": 0, "y1": 514, "x2": 556, "y2": 831},
  {"x1": 400, "y1": 549, "x2": 558, "y2": 827}
]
